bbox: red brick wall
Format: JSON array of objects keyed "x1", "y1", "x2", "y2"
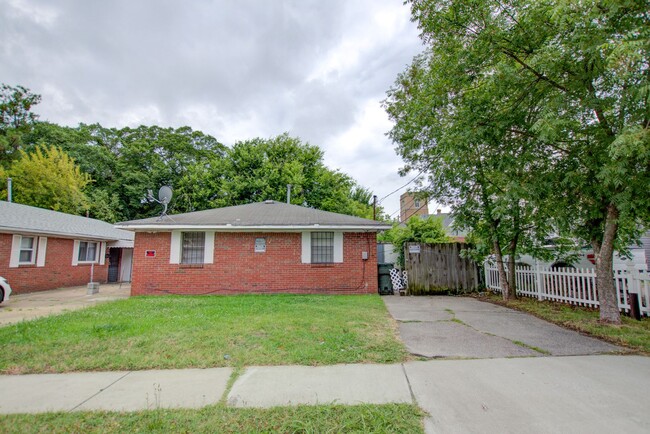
[
  {"x1": 131, "y1": 231, "x2": 379, "y2": 296},
  {"x1": 0, "y1": 233, "x2": 109, "y2": 294}
]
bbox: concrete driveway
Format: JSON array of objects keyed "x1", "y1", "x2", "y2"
[
  {"x1": 383, "y1": 295, "x2": 622, "y2": 358},
  {"x1": 0, "y1": 283, "x2": 130, "y2": 326},
  {"x1": 383, "y1": 295, "x2": 645, "y2": 433}
]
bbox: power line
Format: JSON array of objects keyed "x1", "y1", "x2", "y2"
[{"x1": 377, "y1": 171, "x2": 424, "y2": 205}]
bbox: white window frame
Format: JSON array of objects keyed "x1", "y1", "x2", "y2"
[
  {"x1": 9, "y1": 235, "x2": 47, "y2": 268},
  {"x1": 72, "y1": 240, "x2": 106, "y2": 266},
  {"x1": 18, "y1": 236, "x2": 36, "y2": 265},
  {"x1": 77, "y1": 241, "x2": 99, "y2": 263},
  {"x1": 170, "y1": 231, "x2": 214, "y2": 265},
  {"x1": 301, "y1": 231, "x2": 343, "y2": 264}
]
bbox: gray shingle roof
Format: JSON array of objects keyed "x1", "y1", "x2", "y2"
[
  {"x1": 0, "y1": 201, "x2": 134, "y2": 242},
  {"x1": 117, "y1": 201, "x2": 391, "y2": 231}
]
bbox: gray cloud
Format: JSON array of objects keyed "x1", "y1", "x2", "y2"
[{"x1": 0, "y1": 0, "x2": 424, "y2": 217}]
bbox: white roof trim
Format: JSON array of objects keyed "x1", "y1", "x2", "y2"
[
  {"x1": 0, "y1": 227, "x2": 129, "y2": 241},
  {"x1": 116, "y1": 224, "x2": 391, "y2": 232}
]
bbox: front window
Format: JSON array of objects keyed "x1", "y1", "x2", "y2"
[
  {"x1": 19, "y1": 236, "x2": 35, "y2": 264},
  {"x1": 78, "y1": 241, "x2": 98, "y2": 262},
  {"x1": 311, "y1": 232, "x2": 334, "y2": 264},
  {"x1": 181, "y1": 232, "x2": 205, "y2": 264},
  {"x1": 414, "y1": 199, "x2": 421, "y2": 208}
]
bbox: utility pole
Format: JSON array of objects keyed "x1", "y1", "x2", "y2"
[
  {"x1": 7, "y1": 178, "x2": 12, "y2": 203},
  {"x1": 287, "y1": 184, "x2": 292, "y2": 204},
  {"x1": 373, "y1": 195, "x2": 377, "y2": 220}
]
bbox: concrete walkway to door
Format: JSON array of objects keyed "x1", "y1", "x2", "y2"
[{"x1": 382, "y1": 295, "x2": 623, "y2": 358}]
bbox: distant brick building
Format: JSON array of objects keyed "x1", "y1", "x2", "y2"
[
  {"x1": 399, "y1": 192, "x2": 429, "y2": 222},
  {"x1": 0, "y1": 201, "x2": 134, "y2": 294},
  {"x1": 117, "y1": 201, "x2": 391, "y2": 296}
]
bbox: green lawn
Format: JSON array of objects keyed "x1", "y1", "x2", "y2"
[
  {"x1": 0, "y1": 403, "x2": 425, "y2": 434},
  {"x1": 483, "y1": 293, "x2": 650, "y2": 352},
  {"x1": 0, "y1": 294, "x2": 407, "y2": 374}
]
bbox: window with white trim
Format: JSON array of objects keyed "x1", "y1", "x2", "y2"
[
  {"x1": 181, "y1": 232, "x2": 205, "y2": 264},
  {"x1": 19, "y1": 236, "x2": 36, "y2": 264},
  {"x1": 311, "y1": 232, "x2": 334, "y2": 263},
  {"x1": 78, "y1": 241, "x2": 99, "y2": 262},
  {"x1": 414, "y1": 199, "x2": 421, "y2": 208}
]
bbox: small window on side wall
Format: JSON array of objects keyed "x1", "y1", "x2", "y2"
[
  {"x1": 181, "y1": 232, "x2": 205, "y2": 264},
  {"x1": 78, "y1": 241, "x2": 99, "y2": 262},
  {"x1": 19, "y1": 236, "x2": 36, "y2": 264}
]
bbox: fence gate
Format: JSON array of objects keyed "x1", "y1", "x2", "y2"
[{"x1": 405, "y1": 242, "x2": 479, "y2": 294}]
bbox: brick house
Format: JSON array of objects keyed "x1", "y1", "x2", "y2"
[
  {"x1": 116, "y1": 200, "x2": 391, "y2": 296},
  {"x1": 0, "y1": 201, "x2": 134, "y2": 294}
]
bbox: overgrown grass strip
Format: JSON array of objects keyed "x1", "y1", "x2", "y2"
[{"x1": 0, "y1": 294, "x2": 407, "y2": 374}]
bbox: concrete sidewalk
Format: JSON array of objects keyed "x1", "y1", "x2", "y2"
[{"x1": 2, "y1": 356, "x2": 650, "y2": 433}]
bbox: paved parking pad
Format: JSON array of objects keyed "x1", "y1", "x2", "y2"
[
  {"x1": 227, "y1": 364, "x2": 412, "y2": 407},
  {"x1": 0, "y1": 368, "x2": 232, "y2": 414},
  {"x1": 383, "y1": 296, "x2": 621, "y2": 358},
  {"x1": 0, "y1": 284, "x2": 130, "y2": 326},
  {"x1": 405, "y1": 355, "x2": 650, "y2": 434}
]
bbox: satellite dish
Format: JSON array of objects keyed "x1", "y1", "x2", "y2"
[{"x1": 158, "y1": 186, "x2": 173, "y2": 204}]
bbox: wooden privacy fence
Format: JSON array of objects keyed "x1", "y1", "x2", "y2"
[
  {"x1": 405, "y1": 242, "x2": 479, "y2": 294},
  {"x1": 484, "y1": 262, "x2": 650, "y2": 316}
]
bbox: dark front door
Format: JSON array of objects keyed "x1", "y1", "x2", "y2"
[{"x1": 107, "y1": 248, "x2": 121, "y2": 282}]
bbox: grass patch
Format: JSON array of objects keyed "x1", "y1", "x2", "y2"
[
  {"x1": 0, "y1": 403, "x2": 425, "y2": 433},
  {"x1": 482, "y1": 293, "x2": 650, "y2": 352},
  {"x1": 511, "y1": 340, "x2": 551, "y2": 355},
  {"x1": 0, "y1": 295, "x2": 407, "y2": 374}
]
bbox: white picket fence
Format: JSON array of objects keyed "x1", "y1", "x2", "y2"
[{"x1": 484, "y1": 262, "x2": 650, "y2": 316}]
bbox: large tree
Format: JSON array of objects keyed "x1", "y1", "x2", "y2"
[
  {"x1": 0, "y1": 84, "x2": 41, "y2": 165},
  {"x1": 384, "y1": 28, "x2": 554, "y2": 300},
  {"x1": 209, "y1": 133, "x2": 383, "y2": 219},
  {"x1": 391, "y1": 0, "x2": 650, "y2": 322},
  {"x1": 0, "y1": 145, "x2": 90, "y2": 214},
  {"x1": 23, "y1": 123, "x2": 227, "y2": 221}
]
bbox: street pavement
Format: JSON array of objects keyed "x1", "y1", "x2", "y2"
[{"x1": 1, "y1": 295, "x2": 648, "y2": 434}]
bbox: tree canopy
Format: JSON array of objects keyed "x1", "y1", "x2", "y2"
[
  {"x1": 0, "y1": 84, "x2": 41, "y2": 165},
  {"x1": 0, "y1": 145, "x2": 90, "y2": 214},
  {"x1": 2, "y1": 83, "x2": 384, "y2": 224},
  {"x1": 386, "y1": 0, "x2": 649, "y2": 321}
]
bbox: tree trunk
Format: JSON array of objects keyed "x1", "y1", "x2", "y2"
[
  {"x1": 507, "y1": 252, "x2": 517, "y2": 300},
  {"x1": 594, "y1": 204, "x2": 621, "y2": 324},
  {"x1": 493, "y1": 240, "x2": 511, "y2": 300},
  {"x1": 507, "y1": 232, "x2": 519, "y2": 299}
]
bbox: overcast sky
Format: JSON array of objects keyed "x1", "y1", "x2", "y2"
[{"x1": 1, "y1": 0, "x2": 439, "y2": 218}]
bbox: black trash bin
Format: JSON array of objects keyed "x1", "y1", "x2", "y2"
[{"x1": 377, "y1": 263, "x2": 394, "y2": 295}]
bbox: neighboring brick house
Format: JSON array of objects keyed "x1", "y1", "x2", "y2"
[
  {"x1": 0, "y1": 201, "x2": 134, "y2": 294},
  {"x1": 116, "y1": 200, "x2": 391, "y2": 296}
]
